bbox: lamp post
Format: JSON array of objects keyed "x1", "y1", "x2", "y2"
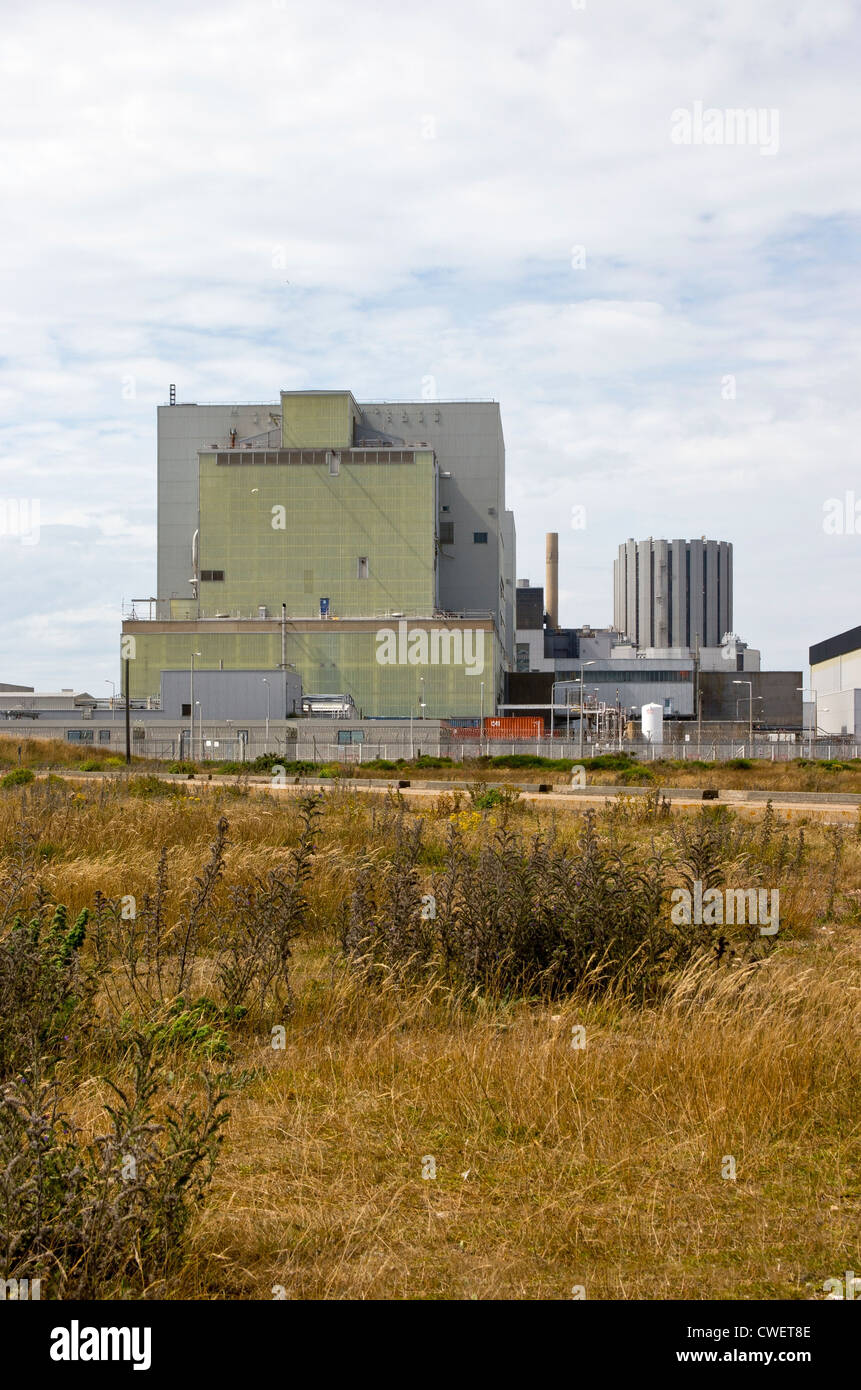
[
  {"x1": 419, "y1": 676, "x2": 426, "y2": 719},
  {"x1": 797, "y1": 685, "x2": 818, "y2": 758},
  {"x1": 578, "y1": 661, "x2": 596, "y2": 761},
  {"x1": 105, "y1": 680, "x2": 116, "y2": 721},
  {"x1": 819, "y1": 707, "x2": 830, "y2": 759},
  {"x1": 124, "y1": 650, "x2": 131, "y2": 765},
  {"x1": 189, "y1": 651, "x2": 202, "y2": 762},
  {"x1": 733, "y1": 679, "x2": 753, "y2": 755},
  {"x1": 262, "y1": 677, "x2": 271, "y2": 753},
  {"x1": 480, "y1": 681, "x2": 485, "y2": 755}
]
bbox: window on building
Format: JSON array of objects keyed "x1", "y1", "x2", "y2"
[
  {"x1": 473, "y1": 531, "x2": 488, "y2": 544},
  {"x1": 337, "y1": 729, "x2": 365, "y2": 745},
  {"x1": 327, "y1": 451, "x2": 340, "y2": 476},
  {"x1": 66, "y1": 729, "x2": 94, "y2": 743},
  {"x1": 515, "y1": 643, "x2": 530, "y2": 673},
  {"x1": 181, "y1": 703, "x2": 191, "y2": 717},
  {"x1": 133, "y1": 726, "x2": 145, "y2": 742},
  {"x1": 439, "y1": 521, "x2": 454, "y2": 544},
  {"x1": 98, "y1": 729, "x2": 112, "y2": 744},
  {"x1": 357, "y1": 556, "x2": 369, "y2": 579},
  {"x1": 200, "y1": 570, "x2": 225, "y2": 581}
]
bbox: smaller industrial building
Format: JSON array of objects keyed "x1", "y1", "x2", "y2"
[
  {"x1": 160, "y1": 668, "x2": 301, "y2": 721},
  {"x1": 809, "y1": 625, "x2": 861, "y2": 736}
]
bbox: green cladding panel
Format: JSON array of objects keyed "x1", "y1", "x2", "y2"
[
  {"x1": 280, "y1": 392, "x2": 358, "y2": 448},
  {"x1": 197, "y1": 450, "x2": 437, "y2": 618},
  {"x1": 124, "y1": 622, "x2": 497, "y2": 720}
]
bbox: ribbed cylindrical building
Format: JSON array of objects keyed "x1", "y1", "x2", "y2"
[{"x1": 613, "y1": 538, "x2": 733, "y2": 651}]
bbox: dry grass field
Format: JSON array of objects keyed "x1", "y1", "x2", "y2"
[{"x1": 0, "y1": 759, "x2": 858, "y2": 1300}]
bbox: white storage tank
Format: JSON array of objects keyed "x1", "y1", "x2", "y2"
[{"x1": 641, "y1": 702, "x2": 664, "y2": 745}]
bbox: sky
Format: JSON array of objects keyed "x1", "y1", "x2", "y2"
[{"x1": 1, "y1": 0, "x2": 859, "y2": 691}]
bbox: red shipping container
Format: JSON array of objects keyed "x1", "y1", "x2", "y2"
[{"x1": 483, "y1": 716, "x2": 544, "y2": 740}]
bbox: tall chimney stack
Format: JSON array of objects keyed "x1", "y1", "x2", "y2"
[{"x1": 545, "y1": 532, "x2": 559, "y2": 630}]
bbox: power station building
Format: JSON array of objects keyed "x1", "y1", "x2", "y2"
[
  {"x1": 123, "y1": 389, "x2": 515, "y2": 719},
  {"x1": 614, "y1": 538, "x2": 733, "y2": 651}
]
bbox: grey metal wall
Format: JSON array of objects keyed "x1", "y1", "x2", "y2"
[
  {"x1": 362, "y1": 400, "x2": 508, "y2": 646},
  {"x1": 614, "y1": 538, "x2": 733, "y2": 650},
  {"x1": 699, "y1": 672, "x2": 802, "y2": 727},
  {"x1": 157, "y1": 401, "x2": 279, "y2": 604},
  {"x1": 161, "y1": 668, "x2": 301, "y2": 720}
]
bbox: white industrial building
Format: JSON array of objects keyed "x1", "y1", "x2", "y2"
[{"x1": 809, "y1": 625, "x2": 861, "y2": 736}]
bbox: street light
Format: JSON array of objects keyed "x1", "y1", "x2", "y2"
[
  {"x1": 552, "y1": 677, "x2": 581, "y2": 742},
  {"x1": 578, "y1": 661, "x2": 596, "y2": 760},
  {"x1": 105, "y1": 679, "x2": 116, "y2": 721},
  {"x1": 419, "y1": 676, "x2": 426, "y2": 719},
  {"x1": 261, "y1": 677, "x2": 271, "y2": 753},
  {"x1": 733, "y1": 679, "x2": 753, "y2": 754},
  {"x1": 550, "y1": 679, "x2": 561, "y2": 742},
  {"x1": 480, "y1": 680, "x2": 485, "y2": 754},
  {"x1": 189, "y1": 652, "x2": 202, "y2": 761},
  {"x1": 797, "y1": 685, "x2": 818, "y2": 757}
]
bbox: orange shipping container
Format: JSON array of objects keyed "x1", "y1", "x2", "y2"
[{"x1": 483, "y1": 716, "x2": 544, "y2": 739}]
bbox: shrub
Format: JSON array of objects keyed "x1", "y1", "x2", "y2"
[
  {"x1": 0, "y1": 1040, "x2": 228, "y2": 1298},
  {"x1": 92, "y1": 802, "x2": 321, "y2": 1023},
  {"x1": 344, "y1": 813, "x2": 674, "y2": 999},
  {"x1": 585, "y1": 754, "x2": 639, "y2": 771},
  {"x1": 620, "y1": 766, "x2": 655, "y2": 784},
  {"x1": 128, "y1": 775, "x2": 186, "y2": 799},
  {"x1": 342, "y1": 804, "x2": 787, "y2": 1002},
  {"x1": 216, "y1": 797, "x2": 321, "y2": 1019},
  {"x1": 726, "y1": 758, "x2": 753, "y2": 770},
  {"x1": 167, "y1": 760, "x2": 198, "y2": 775},
  {"x1": 141, "y1": 996, "x2": 243, "y2": 1061},
  {"x1": 486, "y1": 754, "x2": 555, "y2": 769},
  {"x1": 468, "y1": 783, "x2": 521, "y2": 812},
  {"x1": 0, "y1": 901, "x2": 92, "y2": 1081},
  {"x1": 2, "y1": 769, "x2": 35, "y2": 789}
]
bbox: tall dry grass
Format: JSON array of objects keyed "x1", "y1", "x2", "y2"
[{"x1": 0, "y1": 774, "x2": 858, "y2": 1299}]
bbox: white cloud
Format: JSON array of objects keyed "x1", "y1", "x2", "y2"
[{"x1": 1, "y1": 0, "x2": 860, "y2": 684}]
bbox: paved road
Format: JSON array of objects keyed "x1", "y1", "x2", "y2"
[
  {"x1": 29, "y1": 769, "x2": 860, "y2": 823},
  {"x1": 263, "y1": 780, "x2": 859, "y2": 824}
]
